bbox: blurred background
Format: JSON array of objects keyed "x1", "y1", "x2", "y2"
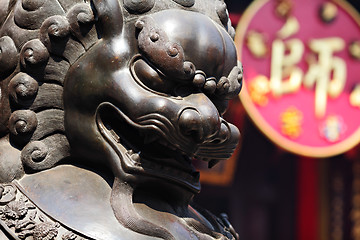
[{"x1": 193, "y1": 1, "x2": 360, "y2": 240}]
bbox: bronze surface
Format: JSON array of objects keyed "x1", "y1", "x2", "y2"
[{"x1": 0, "y1": 0, "x2": 242, "y2": 239}]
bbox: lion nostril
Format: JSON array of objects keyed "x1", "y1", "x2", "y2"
[{"x1": 178, "y1": 109, "x2": 204, "y2": 142}]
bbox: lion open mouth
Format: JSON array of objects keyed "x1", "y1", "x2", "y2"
[{"x1": 96, "y1": 102, "x2": 202, "y2": 193}]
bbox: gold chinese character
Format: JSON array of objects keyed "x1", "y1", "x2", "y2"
[
  {"x1": 270, "y1": 38, "x2": 304, "y2": 97},
  {"x1": 304, "y1": 38, "x2": 346, "y2": 118},
  {"x1": 277, "y1": 16, "x2": 299, "y2": 39}
]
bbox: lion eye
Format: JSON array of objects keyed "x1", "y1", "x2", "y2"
[{"x1": 132, "y1": 59, "x2": 174, "y2": 93}]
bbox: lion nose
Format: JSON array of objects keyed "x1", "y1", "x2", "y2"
[
  {"x1": 211, "y1": 122, "x2": 231, "y2": 143},
  {"x1": 178, "y1": 108, "x2": 220, "y2": 143}
]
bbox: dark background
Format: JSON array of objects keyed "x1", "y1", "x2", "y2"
[{"x1": 194, "y1": 1, "x2": 360, "y2": 240}]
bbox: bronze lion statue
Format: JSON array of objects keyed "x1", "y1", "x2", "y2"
[{"x1": 0, "y1": 0, "x2": 242, "y2": 239}]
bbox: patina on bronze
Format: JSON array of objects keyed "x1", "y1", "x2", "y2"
[{"x1": 0, "y1": 0, "x2": 242, "y2": 239}]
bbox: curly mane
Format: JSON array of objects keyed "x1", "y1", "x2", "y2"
[{"x1": 0, "y1": 0, "x2": 98, "y2": 173}]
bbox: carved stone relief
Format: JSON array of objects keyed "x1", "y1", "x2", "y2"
[{"x1": 0, "y1": 183, "x2": 88, "y2": 240}]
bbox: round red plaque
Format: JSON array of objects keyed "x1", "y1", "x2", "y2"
[{"x1": 236, "y1": 0, "x2": 360, "y2": 157}]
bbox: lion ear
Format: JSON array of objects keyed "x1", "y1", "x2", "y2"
[{"x1": 91, "y1": 0, "x2": 123, "y2": 38}]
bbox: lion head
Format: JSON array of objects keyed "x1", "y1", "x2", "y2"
[{"x1": 0, "y1": 0, "x2": 241, "y2": 239}]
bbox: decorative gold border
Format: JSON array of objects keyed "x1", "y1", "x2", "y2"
[{"x1": 235, "y1": 0, "x2": 360, "y2": 158}]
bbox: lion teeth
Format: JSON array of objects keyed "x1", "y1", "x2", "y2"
[
  {"x1": 131, "y1": 153, "x2": 141, "y2": 163},
  {"x1": 126, "y1": 149, "x2": 141, "y2": 163},
  {"x1": 109, "y1": 129, "x2": 120, "y2": 143}
]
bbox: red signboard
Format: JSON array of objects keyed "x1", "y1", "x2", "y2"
[{"x1": 236, "y1": 0, "x2": 360, "y2": 157}]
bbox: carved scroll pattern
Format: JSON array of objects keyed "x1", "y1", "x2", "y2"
[{"x1": 0, "y1": 183, "x2": 89, "y2": 240}]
